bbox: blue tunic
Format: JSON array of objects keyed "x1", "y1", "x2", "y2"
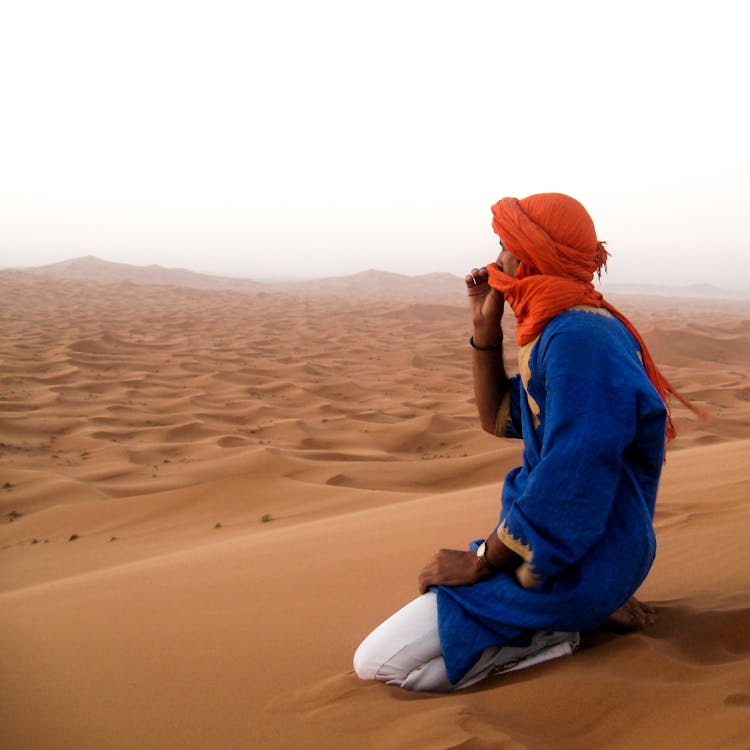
[{"x1": 436, "y1": 307, "x2": 667, "y2": 684}]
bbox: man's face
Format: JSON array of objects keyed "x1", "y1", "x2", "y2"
[{"x1": 496, "y1": 241, "x2": 521, "y2": 278}]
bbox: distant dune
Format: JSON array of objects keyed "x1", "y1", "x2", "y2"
[
  {"x1": 601, "y1": 281, "x2": 750, "y2": 300},
  {"x1": 279, "y1": 268, "x2": 467, "y2": 303},
  {"x1": 8, "y1": 256, "x2": 468, "y2": 303},
  {"x1": 21, "y1": 254, "x2": 264, "y2": 293},
  {"x1": 7, "y1": 255, "x2": 749, "y2": 303}
]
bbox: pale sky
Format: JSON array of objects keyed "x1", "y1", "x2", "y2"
[{"x1": 2, "y1": 0, "x2": 749, "y2": 289}]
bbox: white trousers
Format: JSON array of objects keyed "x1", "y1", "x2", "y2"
[{"x1": 353, "y1": 592, "x2": 579, "y2": 692}]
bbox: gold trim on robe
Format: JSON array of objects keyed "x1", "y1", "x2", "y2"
[
  {"x1": 497, "y1": 521, "x2": 542, "y2": 589},
  {"x1": 518, "y1": 336, "x2": 541, "y2": 429},
  {"x1": 568, "y1": 304, "x2": 614, "y2": 318}
]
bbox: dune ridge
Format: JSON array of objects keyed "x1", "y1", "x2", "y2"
[{"x1": 2, "y1": 272, "x2": 750, "y2": 749}]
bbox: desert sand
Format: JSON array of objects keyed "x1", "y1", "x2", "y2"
[{"x1": 2, "y1": 266, "x2": 750, "y2": 749}]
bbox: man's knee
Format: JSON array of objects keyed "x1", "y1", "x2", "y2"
[
  {"x1": 352, "y1": 637, "x2": 381, "y2": 681},
  {"x1": 354, "y1": 639, "x2": 452, "y2": 691},
  {"x1": 353, "y1": 634, "x2": 416, "y2": 684},
  {"x1": 353, "y1": 593, "x2": 442, "y2": 684}
]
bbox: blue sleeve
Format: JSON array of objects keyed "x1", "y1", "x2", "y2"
[{"x1": 499, "y1": 320, "x2": 643, "y2": 585}]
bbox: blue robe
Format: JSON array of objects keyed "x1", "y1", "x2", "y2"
[{"x1": 436, "y1": 307, "x2": 667, "y2": 684}]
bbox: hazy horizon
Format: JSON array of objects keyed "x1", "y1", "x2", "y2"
[
  {"x1": 2, "y1": 1, "x2": 748, "y2": 290},
  {"x1": 6, "y1": 252, "x2": 750, "y2": 298}
]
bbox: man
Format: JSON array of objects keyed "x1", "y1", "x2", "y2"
[{"x1": 353, "y1": 193, "x2": 687, "y2": 692}]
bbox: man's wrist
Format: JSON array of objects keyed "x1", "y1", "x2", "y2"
[
  {"x1": 475, "y1": 540, "x2": 497, "y2": 571},
  {"x1": 470, "y1": 334, "x2": 503, "y2": 351}
]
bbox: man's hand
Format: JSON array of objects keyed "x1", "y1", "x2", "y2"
[
  {"x1": 465, "y1": 266, "x2": 505, "y2": 347},
  {"x1": 418, "y1": 548, "x2": 489, "y2": 594}
]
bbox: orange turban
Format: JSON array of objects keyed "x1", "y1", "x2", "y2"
[{"x1": 487, "y1": 193, "x2": 696, "y2": 440}]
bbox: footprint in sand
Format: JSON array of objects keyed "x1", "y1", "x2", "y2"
[{"x1": 724, "y1": 692, "x2": 750, "y2": 708}]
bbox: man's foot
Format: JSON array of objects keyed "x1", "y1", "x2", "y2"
[{"x1": 604, "y1": 597, "x2": 656, "y2": 632}]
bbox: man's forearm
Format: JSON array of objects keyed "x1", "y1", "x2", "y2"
[{"x1": 472, "y1": 336, "x2": 510, "y2": 434}]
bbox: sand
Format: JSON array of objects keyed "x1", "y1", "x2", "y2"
[{"x1": 1, "y1": 268, "x2": 750, "y2": 749}]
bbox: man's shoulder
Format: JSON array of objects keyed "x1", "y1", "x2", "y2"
[
  {"x1": 536, "y1": 306, "x2": 637, "y2": 364},
  {"x1": 542, "y1": 305, "x2": 621, "y2": 339}
]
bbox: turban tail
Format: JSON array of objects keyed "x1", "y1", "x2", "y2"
[{"x1": 488, "y1": 193, "x2": 697, "y2": 440}]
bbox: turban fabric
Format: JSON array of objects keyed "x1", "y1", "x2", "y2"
[{"x1": 487, "y1": 193, "x2": 696, "y2": 440}]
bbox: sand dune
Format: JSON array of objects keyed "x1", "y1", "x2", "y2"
[
  {"x1": 2, "y1": 270, "x2": 750, "y2": 749},
  {"x1": 26, "y1": 254, "x2": 265, "y2": 293}
]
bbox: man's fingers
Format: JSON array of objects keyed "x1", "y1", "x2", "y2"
[
  {"x1": 465, "y1": 266, "x2": 491, "y2": 289},
  {"x1": 472, "y1": 267, "x2": 488, "y2": 281},
  {"x1": 465, "y1": 268, "x2": 481, "y2": 286},
  {"x1": 417, "y1": 571, "x2": 431, "y2": 594},
  {"x1": 418, "y1": 559, "x2": 435, "y2": 593}
]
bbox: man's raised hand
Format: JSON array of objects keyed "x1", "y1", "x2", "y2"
[{"x1": 465, "y1": 266, "x2": 505, "y2": 347}]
